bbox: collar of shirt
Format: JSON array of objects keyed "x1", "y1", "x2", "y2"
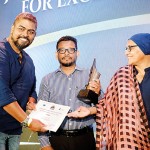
[
  {"x1": 4, "y1": 38, "x2": 25, "y2": 61},
  {"x1": 54, "y1": 66, "x2": 85, "y2": 74}
]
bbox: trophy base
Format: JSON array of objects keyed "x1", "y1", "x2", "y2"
[{"x1": 77, "y1": 89, "x2": 98, "y2": 104}]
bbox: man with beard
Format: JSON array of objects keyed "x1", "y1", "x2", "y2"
[
  {"x1": 36, "y1": 36, "x2": 100, "y2": 150},
  {"x1": 0, "y1": 12, "x2": 46, "y2": 150}
]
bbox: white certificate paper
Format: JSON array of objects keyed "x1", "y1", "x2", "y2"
[{"x1": 29, "y1": 100, "x2": 70, "y2": 132}]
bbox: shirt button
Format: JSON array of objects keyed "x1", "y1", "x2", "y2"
[
  {"x1": 69, "y1": 87, "x2": 71, "y2": 90},
  {"x1": 69, "y1": 99, "x2": 71, "y2": 101}
]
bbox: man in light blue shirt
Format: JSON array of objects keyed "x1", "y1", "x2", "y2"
[{"x1": 37, "y1": 36, "x2": 101, "y2": 150}]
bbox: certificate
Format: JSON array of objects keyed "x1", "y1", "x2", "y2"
[{"x1": 29, "y1": 100, "x2": 70, "y2": 132}]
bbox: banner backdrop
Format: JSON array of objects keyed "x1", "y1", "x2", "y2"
[
  {"x1": 1, "y1": 0, "x2": 150, "y2": 92},
  {"x1": 1, "y1": 1, "x2": 150, "y2": 149}
]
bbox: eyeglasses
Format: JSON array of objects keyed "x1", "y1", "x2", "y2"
[
  {"x1": 57, "y1": 48, "x2": 77, "y2": 54},
  {"x1": 125, "y1": 45, "x2": 137, "y2": 52}
]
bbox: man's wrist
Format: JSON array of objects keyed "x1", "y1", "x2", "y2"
[
  {"x1": 88, "y1": 107, "x2": 97, "y2": 115},
  {"x1": 21, "y1": 116, "x2": 32, "y2": 128}
]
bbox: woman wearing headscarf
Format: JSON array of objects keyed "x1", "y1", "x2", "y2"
[
  {"x1": 68, "y1": 33, "x2": 150, "y2": 149},
  {"x1": 96, "y1": 33, "x2": 150, "y2": 150}
]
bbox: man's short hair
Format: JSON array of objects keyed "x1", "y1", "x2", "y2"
[
  {"x1": 56, "y1": 36, "x2": 78, "y2": 50},
  {"x1": 13, "y1": 12, "x2": 37, "y2": 29}
]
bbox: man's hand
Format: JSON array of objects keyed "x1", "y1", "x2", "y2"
[
  {"x1": 28, "y1": 119, "x2": 47, "y2": 132},
  {"x1": 67, "y1": 106, "x2": 91, "y2": 118},
  {"x1": 26, "y1": 97, "x2": 36, "y2": 114},
  {"x1": 26, "y1": 98, "x2": 48, "y2": 132},
  {"x1": 67, "y1": 106, "x2": 97, "y2": 118},
  {"x1": 26, "y1": 101, "x2": 36, "y2": 114},
  {"x1": 41, "y1": 146, "x2": 54, "y2": 150}
]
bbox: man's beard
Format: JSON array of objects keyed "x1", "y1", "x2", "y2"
[
  {"x1": 11, "y1": 36, "x2": 31, "y2": 50},
  {"x1": 59, "y1": 57, "x2": 76, "y2": 67},
  {"x1": 61, "y1": 61, "x2": 74, "y2": 67}
]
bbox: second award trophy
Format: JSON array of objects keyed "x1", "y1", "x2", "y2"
[{"x1": 77, "y1": 58, "x2": 100, "y2": 104}]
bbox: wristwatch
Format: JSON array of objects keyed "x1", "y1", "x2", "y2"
[{"x1": 21, "y1": 116, "x2": 32, "y2": 128}]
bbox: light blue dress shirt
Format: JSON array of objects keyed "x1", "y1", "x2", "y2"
[{"x1": 38, "y1": 66, "x2": 96, "y2": 148}]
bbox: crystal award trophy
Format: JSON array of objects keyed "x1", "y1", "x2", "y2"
[{"x1": 77, "y1": 58, "x2": 100, "y2": 104}]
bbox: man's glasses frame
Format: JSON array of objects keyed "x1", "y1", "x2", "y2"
[{"x1": 57, "y1": 48, "x2": 77, "y2": 54}]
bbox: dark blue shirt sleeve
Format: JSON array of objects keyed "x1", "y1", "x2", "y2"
[
  {"x1": 0, "y1": 48, "x2": 17, "y2": 107},
  {"x1": 29, "y1": 76, "x2": 37, "y2": 101}
]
